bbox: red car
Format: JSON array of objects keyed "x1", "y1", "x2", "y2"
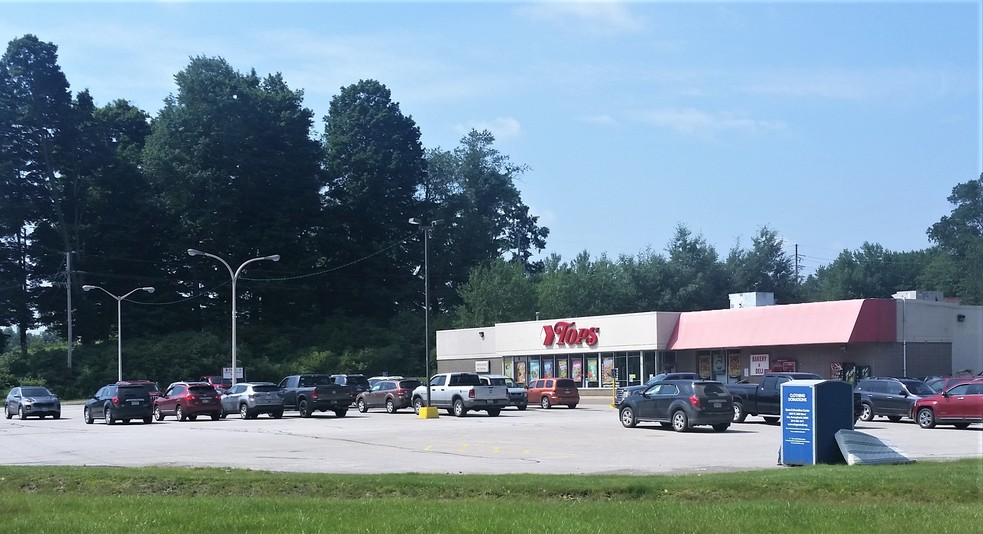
[
  {"x1": 528, "y1": 378, "x2": 580, "y2": 409},
  {"x1": 913, "y1": 380, "x2": 983, "y2": 429},
  {"x1": 154, "y1": 382, "x2": 222, "y2": 421}
]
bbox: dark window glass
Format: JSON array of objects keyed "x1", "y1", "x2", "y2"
[
  {"x1": 189, "y1": 386, "x2": 215, "y2": 394},
  {"x1": 253, "y1": 385, "x2": 278, "y2": 393},
  {"x1": 117, "y1": 386, "x2": 147, "y2": 399},
  {"x1": 556, "y1": 379, "x2": 576, "y2": 388},
  {"x1": 21, "y1": 387, "x2": 51, "y2": 396}
]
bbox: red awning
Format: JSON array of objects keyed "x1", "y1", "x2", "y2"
[{"x1": 668, "y1": 299, "x2": 897, "y2": 350}]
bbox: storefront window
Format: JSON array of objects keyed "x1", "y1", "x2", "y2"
[
  {"x1": 571, "y1": 356, "x2": 584, "y2": 384},
  {"x1": 557, "y1": 357, "x2": 569, "y2": 378},
  {"x1": 529, "y1": 358, "x2": 541, "y2": 383},
  {"x1": 543, "y1": 357, "x2": 555, "y2": 379}
]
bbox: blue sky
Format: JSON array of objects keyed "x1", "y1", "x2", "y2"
[{"x1": 3, "y1": 1, "x2": 980, "y2": 275}]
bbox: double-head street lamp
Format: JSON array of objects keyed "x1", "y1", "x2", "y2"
[
  {"x1": 187, "y1": 249, "x2": 279, "y2": 386},
  {"x1": 82, "y1": 284, "x2": 155, "y2": 381},
  {"x1": 409, "y1": 218, "x2": 442, "y2": 409}
]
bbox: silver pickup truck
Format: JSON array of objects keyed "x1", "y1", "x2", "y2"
[{"x1": 412, "y1": 372, "x2": 509, "y2": 417}]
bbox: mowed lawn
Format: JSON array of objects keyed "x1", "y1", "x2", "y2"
[{"x1": 1, "y1": 459, "x2": 980, "y2": 532}]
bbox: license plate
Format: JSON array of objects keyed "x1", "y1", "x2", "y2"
[
  {"x1": 712, "y1": 402, "x2": 723, "y2": 408},
  {"x1": 129, "y1": 400, "x2": 142, "y2": 405}
]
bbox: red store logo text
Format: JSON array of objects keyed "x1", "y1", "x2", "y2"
[{"x1": 542, "y1": 321, "x2": 599, "y2": 347}]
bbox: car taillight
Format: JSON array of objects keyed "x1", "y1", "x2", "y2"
[
  {"x1": 311, "y1": 390, "x2": 318, "y2": 399},
  {"x1": 689, "y1": 395, "x2": 701, "y2": 408},
  {"x1": 469, "y1": 388, "x2": 476, "y2": 399},
  {"x1": 112, "y1": 396, "x2": 120, "y2": 406},
  {"x1": 394, "y1": 388, "x2": 407, "y2": 394}
]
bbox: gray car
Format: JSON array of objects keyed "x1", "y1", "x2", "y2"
[
  {"x1": 5, "y1": 386, "x2": 61, "y2": 420},
  {"x1": 220, "y1": 382, "x2": 285, "y2": 419}
]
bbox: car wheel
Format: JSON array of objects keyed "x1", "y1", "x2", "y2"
[
  {"x1": 176, "y1": 405, "x2": 186, "y2": 422},
  {"x1": 732, "y1": 402, "x2": 747, "y2": 423},
  {"x1": 153, "y1": 405, "x2": 164, "y2": 421},
  {"x1": 385, "y1": 398, "x2": 396, "y2": 414},
  {"x1": 517, "y1": 404, "x2": 527, "y2": 411},
  {"x1": 3, "y1": 405, "x2": 11, "y2": 419},
  {"x1": 39, "y1": 415, "x2": 46, "y2": 419},
  {"x1": 412, "y1": 397, "x2": 424, "y2": 415},
  {"x1": 272, "y1": 411, "x2": 283, "y2": 419},
  {"x1": 916, "y1": 407, "x2": 936, "y2": 429},
  {"x1": 453, "y1": 398, "x2": 467, "y2": 417},
  {"x1": 860, "y1": 403, "x2": 874, "y2": 422},
  {"x1": 334, "y1": 408, "x2": 348, "y2": 418},
  {"x1": 486, "y1": 408, "x2": 501, "y2": 417},
  {"x1": 122, "y1": 419, "x2": 130, "y2": 424},
  {"x1": 671, "y1": 410, "x2": 689, "y2": 432},
  {"x1": 220, "y1": 407, "x2": 228, "y2": 419},
  {"x1": 18, "y1": 406, "x2": 26, "y2": 420},
  {"x1": 567, "y1": 404, "x2": 577, "y2": 409},
  {"x1": 52, "y1": 412, "x2": 61, "y2": 420},
  {"x1": 763, "y1": 417, "x2": 779, "y2": 425},
  {"x1": 210, "y1": 412, "x2": 220, "y2": 421},
  {"x1": 953, "y1": 423, "x2": 970, "y2": 429},
  {"x1": 143, "y1": 416, "x2": 152, "y2": 424},
  {"x1": 84, "y1": 407, "x2": 93, "y2": 424},
  {"x1": 357, "y1": 398, "x2": 368, "y2": 413},
  {"x1": 189, "y1": 414, "x2": 198, "y2": 421},
  {"x1": 541, "y1": 396, "x2": 551, "y2": 409},
  {"x1": 298, "y1": 399, "x2": 311, "y2": 418},
  {"x1": 105, "y1": 407, "x2": 115, "y2": 425},
  {"x1": 887, "y1": 415, "x2": 902, "y2": 422},
  {"x1": 240, "y1": 404, "x2": 250, "y2": 420},
  {"x1": 712, "y1": 423, "x2": 730, "y2": 432},
  {"x1": 619, "y1": 406, "x2": 638, "y2": 428}
]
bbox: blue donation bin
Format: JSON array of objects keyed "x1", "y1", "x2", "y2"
[{"x1": 780, "y1": 379, "x2": 854, "y2": 466}]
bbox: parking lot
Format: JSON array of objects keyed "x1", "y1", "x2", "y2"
[{"x1": 2, "y1": 398, "x2": 980, "y2": 475}]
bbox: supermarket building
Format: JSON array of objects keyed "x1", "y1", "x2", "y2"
[{"x1": 435, "y1": 291, "x2": 983, "y2": 390}]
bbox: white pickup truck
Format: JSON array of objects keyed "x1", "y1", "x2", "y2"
[{"x1": 412, "y1": 372, "x2": 509, "y2": 417}]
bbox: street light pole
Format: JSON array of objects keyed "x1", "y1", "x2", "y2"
[
  {"x1": 82, "y1": 284, "x2": 155, "y2": 381},
  {"x1": 187, "y1": 249, "x2": 280, "y2": 386},
  {"x1": 409, "y1": 218, "x2": 442, "y2": 408}
]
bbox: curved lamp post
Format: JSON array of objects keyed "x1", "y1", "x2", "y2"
[
  {"x1": 82, "y1": 284, "x2": 155, "y2": 381},
  {"x1": 409, "y1": 218, "x2": 442, "y2": 412},
  {"x1": 187, "y1": 249, "x2": 280, "y2": 386}
]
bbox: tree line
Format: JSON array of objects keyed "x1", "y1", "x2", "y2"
[{"x1": 1, "y1": 35, "x2": 979, "y2": 397}]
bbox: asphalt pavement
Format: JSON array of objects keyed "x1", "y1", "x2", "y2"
[{"x1": 2, "y1": 398, "x2": 980, "y2": 475}]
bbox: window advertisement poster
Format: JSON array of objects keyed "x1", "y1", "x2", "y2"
[
  {"x1": 543, "y1": 360, "x2": 554, "y2": 379},
  {"x1": 699, "y1": 354, "x2": 711, "y2": 379},
  {"x1": 504, "y1": 361, "x2": 513, "y2": 381},
  {"x1": 516, "y1": 361, "x2": 527, "y2": 385},
  {"x1": 572, "y1": 358, "x2": 583, "y2": 381},
  {"x1": 558, "y1": 359, "x2": 568, "y2": 378},
  {"x1": 750, "y1": 354, "x2": 770, "y2": 376},
  {"x1": 530, "y1": 360, "x2": 541, "y2": 382},
  {"x1": 587, "y1": 359, "x2": 598, "y2": 383},
  {"x1": 601, "y1": 357, "x2": 614, "y2": 385},
  {"x1": 728, "y1": 352, "x2": 742, "y2": 379}
]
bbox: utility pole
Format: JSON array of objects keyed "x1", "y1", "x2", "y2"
[{"x1": 66, "y1": 251, "x2": 73, "y2": 369}]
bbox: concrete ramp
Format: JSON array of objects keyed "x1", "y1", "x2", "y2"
[{"x1": 835, "y1": 429, "x2": 915, "y2": 466}]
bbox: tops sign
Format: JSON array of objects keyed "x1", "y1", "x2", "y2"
[{"x1": 543, "y1": 321, "x2": 599, "y2": 347}]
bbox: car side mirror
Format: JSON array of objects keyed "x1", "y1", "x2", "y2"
[{"x1": 942, "y1": 391, "x2": 950, "y2": 398}]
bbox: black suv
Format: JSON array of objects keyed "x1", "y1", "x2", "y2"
[
  {"x1": 618, "y1": 379, "x2": 734, "y2": 432},
  {"x1": 84, "y1": 383, "x2": 154, "y2": 425},
  {"x1": 330, "y1": 374, "x2": 371, "y2": 405},
  {"x1": 855, "y1": 377, "x2": 935, "y2": 422}
]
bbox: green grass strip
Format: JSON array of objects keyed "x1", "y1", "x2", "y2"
[{"x1": 1, "y1": 458, "x2": 980, "y2": 532}]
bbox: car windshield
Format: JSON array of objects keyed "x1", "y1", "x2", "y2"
[
  {"x1": 253, "y1": 384, "x2": 279, "y2": 393},
  {"x1": 645, "y1": 374, "x2": 668, "y2": 386},
  {"x1": 21, "y1": 387, "x2": 51, "y2": 396},
  {"x1": 485, "y1": 377, "x2": 507, "y2": 386},
  {"x1": 903, "y1": 381, "x2": 935, "y2": 396}
]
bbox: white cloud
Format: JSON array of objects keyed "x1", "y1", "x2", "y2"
[
  {"x1": 637, "y1": 107, "x2": 786, "y2": 138},
  {"x1": 454, "y1": 117, "x2": 522, "y2": 141},
  {"x1": 515, "y1": 1, "x2": 646, "y2": 36}
]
